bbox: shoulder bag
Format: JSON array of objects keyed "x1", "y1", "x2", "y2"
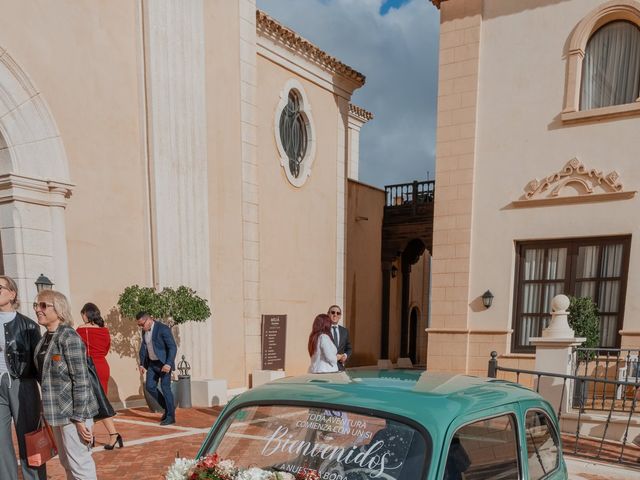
[{"x1": 25, "y1": 414, "x2": 57, "y2": 466}]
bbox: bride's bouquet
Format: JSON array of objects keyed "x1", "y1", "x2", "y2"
[{"x1": 165, "y1": 453, "x2": 320, "y2": 480}]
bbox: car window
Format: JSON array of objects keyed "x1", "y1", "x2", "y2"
[
  {"x1": 202, "y1": 405, "x2": 429, "y2": 480},
  {"x1": 444, "y1": 414, "x2": 519, "y2": 480},
  {"x1": 525, "y1": 410, "x2": 559, "y2": 479}
]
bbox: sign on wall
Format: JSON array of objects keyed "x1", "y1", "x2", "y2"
[{"x1": 261, "y1": 314, "x2": 287, "y2": 370}]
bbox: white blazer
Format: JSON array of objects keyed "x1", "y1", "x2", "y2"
[{"x1": 308, "y1": 333, "x2": 338, "y2": 373}]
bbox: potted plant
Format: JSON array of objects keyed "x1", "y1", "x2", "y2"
[
  {"x1": 567, "y1": 296, "x2": 600, "y2": 408},
  {"x1": 118, "y1": 284, "x2": 211, "y2": 410}
]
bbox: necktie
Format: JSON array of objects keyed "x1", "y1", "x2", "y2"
[{"x1": 332, "y1": 326, "x2": 339, "y2": 346}]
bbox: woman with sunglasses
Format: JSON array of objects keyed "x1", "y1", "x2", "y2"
[
  {"x1": 0, "y1": 276, "x2": 45, "y2": 480},
  {"x1": 307, "y1": 313, "x2": 338, "y2": 373},
  {"x1": 77, "y1": 302, "x2": 123, "y2": 450},
  {"x1": 33, "y1": 290, "x2": 98, "y2": 480}
]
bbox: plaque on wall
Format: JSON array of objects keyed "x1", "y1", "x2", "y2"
[{"x1": 261, "y1": 314, "x2": 287, "y2": 370}]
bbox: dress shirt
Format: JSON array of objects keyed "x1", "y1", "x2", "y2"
[{"x1": 144, "y1": 322, "x2": 159, "y2": 361}]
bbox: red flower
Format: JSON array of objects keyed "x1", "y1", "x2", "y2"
[
  {"x1": 198, "y1": 453, "x2": 220, "y2": 469},
  {"x1": 296, "y1": 468, "x2": 320, "y2": 480}
]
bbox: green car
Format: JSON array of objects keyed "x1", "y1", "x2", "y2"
[{"x1": 198, "y1": 370, "x2": 567, "y2": 479}]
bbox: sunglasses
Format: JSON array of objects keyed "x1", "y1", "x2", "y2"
[
  {"x1": 32, "y1": 302, "x2": 54, "y2": 311},
  {"x1": 330, "y1": 310, "x2": 342, "y2": 316}
]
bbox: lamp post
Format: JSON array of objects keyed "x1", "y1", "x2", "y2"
[{"x1": 35, "y1": 274, "x2": 54, "y2": 293}]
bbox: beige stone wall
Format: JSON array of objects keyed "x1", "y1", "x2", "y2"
[
  {"x1": 256, "y1": 55, "x2": 347, "y2": 377},
  {"x1": 0, "y1": 0, "x2": 150, "y2": 404},
  {"x1": 205, "y1": 0, "x2": 247, "y2": 388},
  {"x1": 428, "y1": 0, "x2": 482, "y2": 372},
  {"x1": 346, "y1": 180, "x2": 384, "y2": 366}
]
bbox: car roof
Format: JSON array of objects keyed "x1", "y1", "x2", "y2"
[{"x1": 232, "y1": 369, "x2": 543, "y2": 437}]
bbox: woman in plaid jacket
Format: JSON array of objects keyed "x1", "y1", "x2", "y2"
[{"x1": 33, "y1": 290, "x2": 98, "y2": 480}]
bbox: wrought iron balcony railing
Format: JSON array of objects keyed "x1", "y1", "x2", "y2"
[{"x1": 384, "y1": 180, "x2": 435, "y2": 208}]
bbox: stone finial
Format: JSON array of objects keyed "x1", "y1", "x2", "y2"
[
  {"x1": 542, "y1": 294, "x2": 575, "y2": 338},
  {"x1": 551, "y1": 294, "x2": 570, "y2": 313}
]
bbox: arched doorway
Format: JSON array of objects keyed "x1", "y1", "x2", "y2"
[
  {"x1": 399, "y1": 239, "x2": 425, "y2": 360},
  {"x1": 0, "y1": 49, "x2": 73, "y2": 306},
  {"x1": 408, "y1": 306, "x2": 419, "y2": 364}
]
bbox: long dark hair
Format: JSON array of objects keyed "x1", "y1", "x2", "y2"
[
  {"x1": 81, "y1": 302, "x2": 105, "y2": 327},
  {"x1": 308, "y1": 314, "x2": 332, "y2": 356}
]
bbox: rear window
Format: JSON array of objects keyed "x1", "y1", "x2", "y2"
[{"x1": 201, "y1": 404, "x2": 429, "y2": 479}]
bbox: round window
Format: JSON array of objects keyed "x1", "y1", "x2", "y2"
[{"x1": 275, "y1": 80, "x2": 315, "y2": 187}]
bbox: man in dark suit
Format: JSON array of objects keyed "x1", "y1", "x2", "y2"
[
  {"x1": 137, "y1": 311, "x2": 177, "y2": 425},
  {"x1": 328, "y1": 305, "x2": 352, "y2": 371}
]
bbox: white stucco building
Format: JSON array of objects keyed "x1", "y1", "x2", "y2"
[{"x1": 428, "y1": 0, "x2": 640, "y2": 375}]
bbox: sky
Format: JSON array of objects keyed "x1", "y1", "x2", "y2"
[{"x1": 257, "y1": 0, "x2": 441, "y2": 188}]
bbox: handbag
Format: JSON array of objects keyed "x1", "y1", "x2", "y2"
[
  {"x1": 84, "y1": 329, "x2": 116, "y2": 420},
  {"x1": 25, "y1": 414, "x2": 57, "y2": 467},
  {"x1": 87, "y1": 356, "x2": 116, "y2": 420}
]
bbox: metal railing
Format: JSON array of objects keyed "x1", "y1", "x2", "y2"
[
  {"x1": 488, "y1": 351, "x2": 640, "y2": 467},
  {"x1": 572, "y1": 348, "x2": 640, "y2": 412},
  {"x1": 384, "y1": 180, "x2": 435, "y2": 207}
]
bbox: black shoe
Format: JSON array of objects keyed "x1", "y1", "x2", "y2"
[
  {"x1": 160, "y1": 416, "x2": 176, "y2": 426},
  {"x1": 104, "y1": 433, "x2": 124, "y2": 450},
  {"x1": 161, "y1": 411, "x2": 167, "y2": 421}
]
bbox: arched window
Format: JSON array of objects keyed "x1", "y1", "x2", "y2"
[
  {"x1": 279, "y1": 90, "x2": 308, "y2": 179},
  {"x1": 562, "y1": 1, "x2": 640, "y2": 122},
  {"x1": 274, "y1": 79, "x2": 316, "y2": 187},
  {"x1": 581, "y1": 20, "x2": 640, "y2": 110}
]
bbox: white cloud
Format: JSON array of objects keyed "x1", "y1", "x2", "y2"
[{"x1": 257, "y1": 0, "x2": 440, "y2": 187}]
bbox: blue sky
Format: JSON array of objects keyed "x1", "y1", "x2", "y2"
[{"x1": 257, "y1": 0, "x2": 440, "y2": 188}]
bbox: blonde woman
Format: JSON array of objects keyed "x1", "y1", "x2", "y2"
[{"x1": 33, "y1": 290, "x2": 98, "y2": 480}]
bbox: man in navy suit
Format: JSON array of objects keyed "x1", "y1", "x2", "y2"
[
  {"x1": 328, "y1": 305, "x2": 352, "y2": 371},
  {"x1": 137, "y1": 311, "x2": 177, "y2": 425}
]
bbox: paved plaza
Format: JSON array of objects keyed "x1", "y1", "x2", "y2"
[{"x1": 42, "y1": 406, "x2": 221, "y2": 479}]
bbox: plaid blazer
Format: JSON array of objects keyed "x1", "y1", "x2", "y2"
[{"x1": 34, "y1": 324, "x2": 98, "y2": 426}]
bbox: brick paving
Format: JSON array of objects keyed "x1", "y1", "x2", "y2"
[{"x1": 40, "y1": 406, "x2": 222, "y2": 480}]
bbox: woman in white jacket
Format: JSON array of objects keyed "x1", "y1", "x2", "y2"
[{"x1": 307, "y1": 314, "x2": 338, "y2": 373}]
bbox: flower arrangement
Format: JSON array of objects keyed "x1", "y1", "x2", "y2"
[{"x1": 165, "y1": 454, "x2": 320, "y2": 480}]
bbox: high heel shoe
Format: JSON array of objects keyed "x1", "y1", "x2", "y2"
[{"x1": 104, "y1": 433, "x2": 124, "y2": 450}]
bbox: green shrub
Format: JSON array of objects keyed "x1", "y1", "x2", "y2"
[
  {"x1": 568, "y1": 296, "x2": 600, "y2": 361},
  {"x1": 117, "y1": 284, "x2": 211, "y2": 327}
]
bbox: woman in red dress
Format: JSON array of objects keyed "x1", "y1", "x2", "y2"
[{"x1": 76, "y1": 303, "x2": 124, "y2": 450}]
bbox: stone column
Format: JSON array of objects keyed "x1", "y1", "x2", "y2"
[
  {"x1": 143, "y1": 0, "x2": 213, "y2": 380},
  {"x1": 530, "y1": 294, "x2": 585, "y2": 413}
]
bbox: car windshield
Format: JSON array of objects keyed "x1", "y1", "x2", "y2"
[{"x1": 201, "y1": 404, "x2": 430, "y2": 479}]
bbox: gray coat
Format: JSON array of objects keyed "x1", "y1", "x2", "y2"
[{"x1": 34, "y1": 324, "x2": 98, "y2": 426}]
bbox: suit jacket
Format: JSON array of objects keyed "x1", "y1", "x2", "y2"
[
  {"x1": 331, "y1": 324, "x2": 352, "y2": 371},
  {"x1": 139, "y1": 320, "x2": 177, "y2": 370},
  {"x1": 34, "y1": 324, "x2": 98, "y2": 427}
]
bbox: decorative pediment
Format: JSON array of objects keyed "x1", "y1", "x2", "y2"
[{"x1": 512, "y1": 158, "x2": 636, "y2": 208}]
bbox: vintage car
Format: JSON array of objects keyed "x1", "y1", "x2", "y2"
[{"x1": 197, "y1": 370, "x2": 567, "y2": 479}]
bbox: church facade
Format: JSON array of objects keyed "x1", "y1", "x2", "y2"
[{"x1": 0, "y1": 0, "x2": 370, "y2": 405}]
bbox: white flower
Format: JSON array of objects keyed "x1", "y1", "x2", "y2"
[
  {"x1": 236, "y1": 467, "x2": 275, "y2": 480},
  {"x1": 274, "y1": 473, "x2": 296, "y2": 480},
  {"x1": 217, "y1": 458, "x2": 238, "y2": 476},
  {"x1": 165, "y1": 458, "x2": 197, "y2": 480}
]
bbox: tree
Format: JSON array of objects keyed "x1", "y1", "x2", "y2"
[{"x1": 117, "y1": 285, "x2": 211, "y2": 327}]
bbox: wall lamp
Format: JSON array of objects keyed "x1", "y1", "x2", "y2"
[
  {"x1": 35, "y1": 274, "x2": 54, "y2": 293},
  {"x1": 482, "y1": 290, "x2": 494, "y2": 309},
  {"x1": 391, "y1": 266, "x2": 398, "y2": 278}
]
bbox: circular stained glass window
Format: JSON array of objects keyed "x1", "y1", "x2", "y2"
[{"x1": 279, "y1": 90, "x2": 308, "y2": 179}]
